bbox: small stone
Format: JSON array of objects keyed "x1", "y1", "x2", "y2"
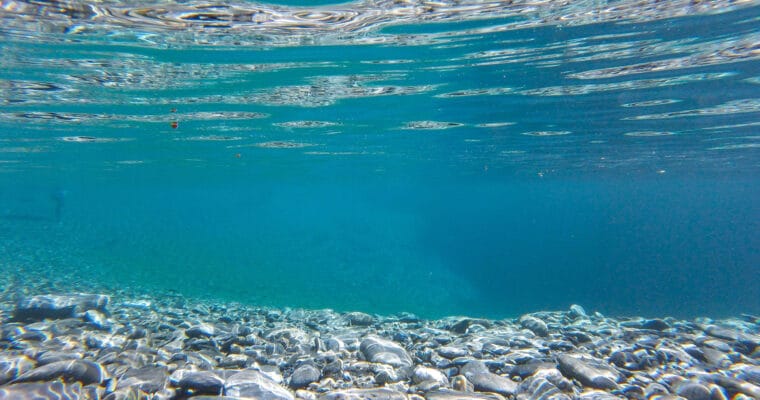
[
  {"x1": 360, "y1": 336, "x2": 413, "y2": 368},
  {"x1": 704, "y1": 325, "x2": 739, "y2": 341},
  {"x1": 291, "y1": 365, "x2": 321, "y2": 389},
  {"x1": 642, "y1": 319, "x2": 671, "y2": 331},
  {"x1": 186, "y1": 323, "x2": 215, "y2": 338},
  {"x1": 569, "y1": 304, "x2": 587, "y2": 319},
  {"x1": 438, "y1": 346, "x2": 467, "y2": 359},
  {"x1": 345, "y1": 312, "x2": 375, "y2": 326},
  {"x1": 176, "y1": 371, "x2": 224, "y2": 395},
  {"x1": 12, "y1": 360, "x2": 107, "y2": 386},
  {"x1": 319, "y1": 388, "x2": 406, "y2": 400},
  {"x1": 452, "y1": 375, "x2": 473, "y2": 392},
  {"x1": 519, "y1": 315, "x2": 549, "y2": 337},
  {"x1": 375, "y1": 365, "x2": 400, "y2": 384},
  {"x1": 83, "y1": 310, "x2": 110, "y2": 331},
  {"x1": 36, "y1": 351, "x2": 81, "y2": 366},
  {"x1": 117, "y1": 365, "x2": 168, "y2": 393},
  {"x1": 425, "y1": 390, "x2": 506, "y2": 400},
  {"x1": 450, "y1": 318, "x2": 491, "y2": 334},
  {"x1": 461, "y1": 360, "x2": 517, "y2": 396},
  {"x1": 675, "y1": 382, "x2": 711, "y2": 400},
  {"x1": 413, "y1": 366, "x2": 449, "y2": 386},
  {"x1": 0, "y1": 381, "x2": 84, "y2": 400},
  {"x1": 13, "y1": 294, "x2": 109, "y2": 322},
  {"x1": 557, "y1": 354, "x2": 619, "y2": 390},
  {"x1": 0, "y1": 356, "x2": 34, "y2": 385},
  {"x1": 296, "y1": 389, "x2": 318, "y2": 400},
  {"x1": 224, "y1": 370, "x2": 294, "y2": 400}
]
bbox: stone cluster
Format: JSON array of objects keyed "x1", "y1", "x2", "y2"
[{"x1": 0, "y1": 293, "x2": 758, "y2": 400}]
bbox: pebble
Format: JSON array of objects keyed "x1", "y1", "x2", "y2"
[
  {"x1": 12, "y1": 360, "x2": 106, "y2": 386},
  {"x1": 520, "y1": 315, "x2": 549, "y2": 337},
  {"x1": 461, "y1": 360, "x2": 517, "y2": 396},
  {"x1": 556, "y1": 354, "x2": 619, "y2": 390},
  {"x1": 13, "y1": 294, "x2": 109, "y2": 322},
  {"x1": 412, "y1": 366, "x2": 448, "y2": 386},
  {"x1": 175, "y1": 370, "x2": 225, "y2": 395},
  {"x1": 345, "y1": 312, "x2": 375, "y2": 326},
  {"x1": 0, "y1": 291, "x2": 756, "y2": 400},
  {"x1": 319, "y1": 388, "x2": 406, "y2": 400},
  {"x1": 225, "y1": 369, "x2": 294, "y2": 400},
  {"x1": 186, "y1": 323, "x2": 216, "y2": 338},
  {"x1": 360, "y1": 336, "x2": 413, "y2": 368},
  {"x1": 291, "y1": 365, "x2": 321, "y2": 388}
]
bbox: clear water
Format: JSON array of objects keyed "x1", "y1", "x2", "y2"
[{"x1": 0, "y1": 0, "x2": 758, "y2": 319}]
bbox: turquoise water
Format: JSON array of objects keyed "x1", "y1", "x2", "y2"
[{"x1": 0, "y1": 0, "x2": 758, "y2": 319}]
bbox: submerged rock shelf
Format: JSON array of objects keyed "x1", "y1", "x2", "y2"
[{"x1": 0, "y1": 293, "x2": 758, "y2": 400}]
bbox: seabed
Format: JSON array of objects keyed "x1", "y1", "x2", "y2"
[{"x1": 0, "y1": 275, "x2": 758, "y2": 400}]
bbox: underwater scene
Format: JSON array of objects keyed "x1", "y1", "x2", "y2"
[{"x1": 0, "y1": 0, "x2": 759, "y2": 399}]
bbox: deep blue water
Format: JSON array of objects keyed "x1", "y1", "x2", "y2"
[{"x1": 0, "y1": 0, "x2": 758, "y2": 318}]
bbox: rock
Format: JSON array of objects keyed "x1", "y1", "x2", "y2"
[
  {"x1": 515, "y1": 373, "x2": 572, "y2": 400},
  {"x1": 450, "y1": 318, "x2": 492, "y2": 334},
  {"x1": 13, "y1": 360, "x2": 107, "y2": 386},
  {"x1": 0, "y1": 381, "x2": 84, "y2": 400},
  {"x1": 556, "y1": 354, "x2": 619, "y2": 390},
  {"x1": 319, "y1": 388, "x2": 407, "y2": 400},
  {"x1": 569, "y1": 305, "x2": 587, "y2": 319},
  {"x1": 83, "y1": 310, "x2": 110, "y2": 331},
  {"x1": 675, "y1": 382, "x2": 711, "y2": 400},
  {"x1": 13, "y1": 294, "x2": 109, "y2": 322},
  {"x1": 224, "y1": 370, "x2": 294, "y2": 400},
  {"x1": 186, "y1": 323, "x2": 216, "y2": 338},
  {"x1": 0, "y1": 356, "x2": 35, "y2": 385},
  {"x1": 452, "y1": 375, "x2": 473, "y2": 392},
  {"x1": 578, "y1": 392, "x2": 623, "y2": 400},
  {"x1": 291, "y1": 365, "x2": 321, "y2": 388},
  {"x1": 642, "y1": 319, "x2": 671, "y2": 331},
  {"x1": 508, "y1": 362, "x2": 556, "y2": 379},
  {"x1": 438, "y1": 346, "x2": 467, "y2": 359},
  {"x1": 699, "y1": 374, "x2": 760, "y2": 398},
  {"x1": 461, "y1": 360, "x2": 517, "y2": 396},
  {"x1": 425, "y1": 390, "x2": 505, "y2": 400},
  {"x1": 375, "y1": 364, "x2": 401, "y2": 384},
  {"x1": 117, "y1": 365, "x2": 168, "y2": 393},
  {"x1": 704, "y1": 326, "x2": 739, "y2": 341},
  {"x1": 36, "y1": 351, "x2": 81, "y2": 366},
  {"x1": 413, "y1": 366, "x2": 449, "y2": 385},
  {"x1": 345, "y1": 312, "x2": 375, "y2": 326},
  {"x1": 360, "y1": 336, "x2": 413, "y2": 368},
  {"x1": 176, "y1": 370, "x2": 224, "y2": 395},
  {"x1": 520, "y1": 316, "x2": 549, "y2": 337}
]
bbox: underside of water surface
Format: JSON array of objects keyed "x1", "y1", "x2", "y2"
[{"x1": 0, "y1": 0, "x2": 758, "y2": 319}]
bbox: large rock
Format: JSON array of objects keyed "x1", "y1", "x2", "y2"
[
  {"x1": 14, "y1": 294, "x2": 109, "y2": 322},
  {"x1": 319, "y1": 388, "x2": 407, "y2": 400},
  {"x1": 461, "y1": 360, "x2": 517, "y2": 396},
  {"x1": 360, "y1": 336, "x2": 413, "y2": 368},
  {"x1": 12, "y1": 360, "x2": 107, "y2": 386},
  {"x1": 557, "y1": 354, "x2": 619, "y2": 390},
  {"x1": 224, "y1": 370, "x2": 294, "y2": 400}
]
